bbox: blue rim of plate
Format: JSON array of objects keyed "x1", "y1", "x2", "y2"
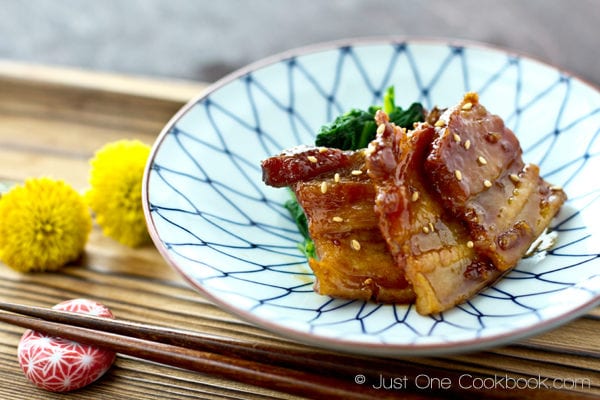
[{"x1": 142, "y1": 37, "x2": 600, "y2": 356}]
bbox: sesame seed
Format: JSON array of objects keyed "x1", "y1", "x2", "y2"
[
  {"x1": 464, "y1": 139, "x2": 471, "y2": 150},
  {"x1": 334, "y1": 173, "x2": 340, "y2": 183},
  {"x1": 351, "y1": 170, "x2": 363, "y2": 176},
  {"x1": 466, "y1": 240, "x2": 474, "y2": 248},
  {"x1": 307, "y1": 155, "x2": 318, "y2": 163},
  {"x1": 462, "y1": 102, "x2": 473, "y2": 111},
  {"x1": 509, "y1": 173, "x2": 520, "y2": 183},
  {"x1": 477, "y1": 156, "x2": 488, "y2": 165},
  {"x1": 453, "y1": 133, "x2": 461, "y2": 143},
  {"x1": 332, "y1": 216, "x2": 343, "y2": 222},
  {"x1": 455, "y1": 170, "x2": 463, "y2": 181},
  {"x1": 351, "y1": 239, "x2": 361, "y2": 251},
  {"x1": 377, "y1": 124, "x2": 386, "y2": 135},
  {"x1": 318, "y1": 147, "x2": 328, "y2": 153},
  {"x1": 422, "y1": 226, "x2": 430, "y2": 234},
  {"x1": 434, "y1": 120, "x2": 446, "y2": 127},
  {"x1": 550, "y1": 185, "x2": 563, "y2": 191},
  {"x1": 429, "y1": 222, "x2": 435, "y2": 232},
  {"x1": 411, "y1": 191, "x2": 420, "y2": 202},
  {"x1": 483, "y1": 179, "x2": 492, "y2": 188},
  {"x1": 320, "y1": 181, "x2": 328, "y2": 194}
]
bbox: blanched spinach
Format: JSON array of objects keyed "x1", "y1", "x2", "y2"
[{"x1": 315, "y1": 87, "x2": 425, "y2": 150}]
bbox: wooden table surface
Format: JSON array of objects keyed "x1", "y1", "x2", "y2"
[{"x1": 0, "y1": 61, "x2": 598, "y2": 400}]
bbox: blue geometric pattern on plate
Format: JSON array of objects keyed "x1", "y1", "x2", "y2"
[{"x1": 143, "y1": 40, "x2": 600, "y2": 356}]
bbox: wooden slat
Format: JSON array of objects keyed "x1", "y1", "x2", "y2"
[
  {"x1": 520, "y1": 318, "x2": 600, "y2": 357},
  {"x1": 0, "y1": 60, "x2": 206, "y2": 103},
  {"x1": 0, "y1": 62, "x2": 597, "y2": 399}
]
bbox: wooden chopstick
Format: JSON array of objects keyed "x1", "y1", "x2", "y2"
[
  {"x1": 0, "y1": 301, "x2": 385, "y2": 379},
  {"x1": 0, "y1": 301, "x2": 590, "y2": 400},
  {"x1": 0, "y1": 302, "x2": 414, "y2": 400}
]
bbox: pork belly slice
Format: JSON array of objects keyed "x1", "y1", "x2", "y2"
[
  {"x1": 306, "y1": 223, "x2": 415, "y2": 303},
  {"x1": 425, "y1": 93, "x2": 567, "y2": 271},
  {"x1": 367, "y1": 111, "x2": 500, "y2": 315},
  {"x1": 261, "y1": 145, "x2": 354, "y2": 188},
  {"x1": 262, "y1": 147, "x2": 415, "y2": 303}
]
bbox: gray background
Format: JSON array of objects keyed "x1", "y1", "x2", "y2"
[{"x1": 1, "y1": 0, "x2": 599, "y2": 85}]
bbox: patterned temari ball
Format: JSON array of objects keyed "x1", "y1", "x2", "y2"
[{"x1": 17, "y1": 299, "x2": 117, "y2": 392}]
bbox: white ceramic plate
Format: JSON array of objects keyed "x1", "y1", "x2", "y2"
[{"x1": 143, "y1": 38, "x2": 600, "y2": 356}]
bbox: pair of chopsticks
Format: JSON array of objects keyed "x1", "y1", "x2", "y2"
[
  {"x1": 4, "y1": 302, "x2": 577, "y2": 400},
  {"x1": 0, "y1": 301, "x2": 433, "y2": 400}
]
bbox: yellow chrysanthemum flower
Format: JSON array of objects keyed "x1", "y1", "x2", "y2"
[
  {"x1": 86, "y1": 139, "x2": 151, "y2": 247},
  {"x1": 0, "y1": 178, "x2": 92, "y2": 272}
]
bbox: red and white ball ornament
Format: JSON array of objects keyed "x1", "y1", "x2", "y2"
[{"x1": 17, "y1": 299, "x2": 116, "y2": 392}]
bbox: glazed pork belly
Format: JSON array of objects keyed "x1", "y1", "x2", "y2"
[
  {"x1": 261, "y1": 93, "x2": 566, "y2": 315},
  {"x1": 366, "y1": 112, "x2": 501, "y2": 315},
  {"x1": 425, "y1": 93, "x2": 567, "y2": 271},
  {"x1": 366, "y1": 93, "x2": 566, "y2": 314},
  {"x1": 262, "y1": 146, "x2": 415, "y2": 303}
]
